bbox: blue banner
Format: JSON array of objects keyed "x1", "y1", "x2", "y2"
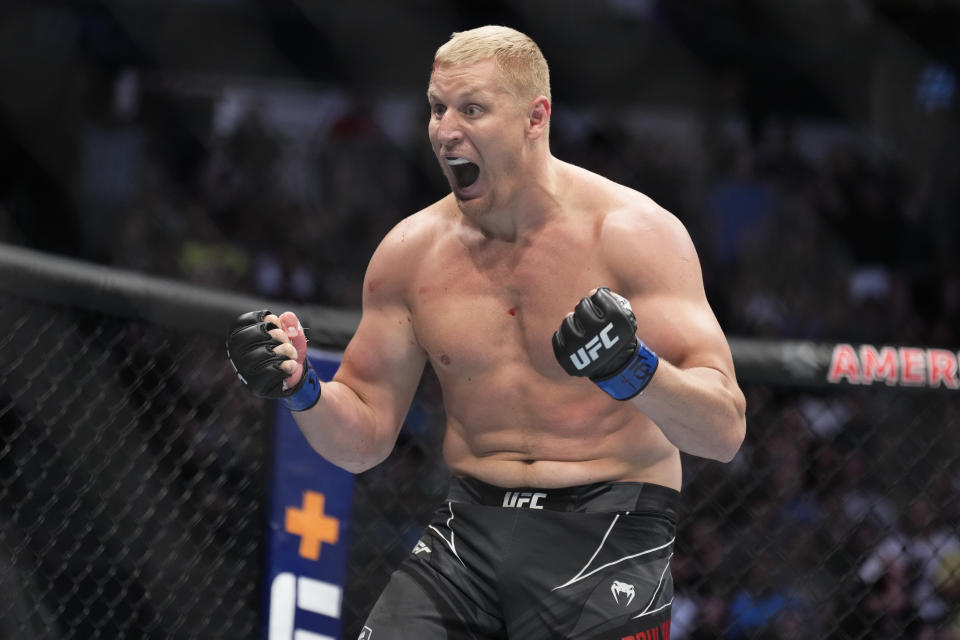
[{"x1": 263, "y1": 350, "x2": 354, "y2": 640}]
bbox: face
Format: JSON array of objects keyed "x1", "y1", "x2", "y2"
[{"x1": 427, "y1": 60, "x2": 530, "y2": 217}]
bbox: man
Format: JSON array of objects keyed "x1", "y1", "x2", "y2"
[{"x1": 227, "y1": 25, "x2": 745, "y2": 640}]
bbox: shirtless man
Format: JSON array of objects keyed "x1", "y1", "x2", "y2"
[{"x1": 227, "y1": 26, "x2": 745, "y2": 640}]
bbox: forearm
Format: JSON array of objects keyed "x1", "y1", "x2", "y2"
[
  {"x1": 291, "y1": 380, "x2": 399, "y2": 474},
  {"x1": 227, "y1": 303, "x2": 420, "y2": 474},
  {"x1": 631, "y1": 360, "x2": 746, "y2": 462},
  {"x1": 552, "y1": 289, "x2": 745, "y2": 461}
]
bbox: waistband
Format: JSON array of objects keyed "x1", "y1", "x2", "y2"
[{"x1": 447, "y1": 476, "x2": 680, "y2": 518}]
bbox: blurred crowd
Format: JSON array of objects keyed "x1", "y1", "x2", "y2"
[
  {"x1": 3, "y1": 58, "x2": 958, "y2": 348},
  {"x1": 2, "y1": 2, "x2": 959, "y2": 348}
]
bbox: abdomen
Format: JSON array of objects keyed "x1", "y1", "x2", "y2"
[{"x1": 438, "y1": 365, "x2": 681, "y2": 488}]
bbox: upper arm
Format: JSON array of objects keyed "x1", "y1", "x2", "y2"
[
  {"x1": 333, "y1": 222, "x2": 428, "y2": 436},
  {"x1": 604, "y1": 202, "x2": 737, "y2": 380}
]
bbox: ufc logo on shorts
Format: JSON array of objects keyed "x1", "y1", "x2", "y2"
[
  {"x1": 502, "y1": 491, "x2": 547, "y2": 509},
  {"x1": 569, "y1": 322, "x2": 620, "y2": 370}
]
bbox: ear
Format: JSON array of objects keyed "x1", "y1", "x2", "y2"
[{"x1": 526, "y1": 96, "x2": 551, "y2": 140}]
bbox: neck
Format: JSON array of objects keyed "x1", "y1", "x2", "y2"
[{"x1": 465, "y1": 154, "x2": 565, "y2": 242}]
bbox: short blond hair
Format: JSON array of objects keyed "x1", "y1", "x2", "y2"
[{"x1": 434, "y1": 25, "x2": 551, "y2": 102}]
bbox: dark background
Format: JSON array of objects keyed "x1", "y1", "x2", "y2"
[
  {"x1": 1, "y1": 2, "x2": 959, "y2": 639},
  {"x1": 2, "y1": 0, "x2": 958, "y2": 347}
]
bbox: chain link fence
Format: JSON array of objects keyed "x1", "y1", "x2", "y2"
[
  {"x1": 1, "y1": 246, "x2": 958, "y2": 639},
  {"x1": 0, "y1": 295, "x2": 269, "y2": 639}
]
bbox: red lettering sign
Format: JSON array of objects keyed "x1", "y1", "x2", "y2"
[
  {"x1": 859, "y1": 345, "x2": 898, "y2": 385},
  {"x1": 828, "y1": 344, "x2": 860, "y2": 384},
  {"x1": 900, "y1": 347, "x2": 926, "y2": 386},
  {"x1": 927, "y1": 349, "x2": 960, "y2": 389}
]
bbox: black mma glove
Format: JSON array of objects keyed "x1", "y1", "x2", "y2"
[
  {"x1": 552, "y1": 287, "x2": 659, "y2": 400},
  {"x1": 226, "y1": 310, "x2": 321, "y2": 411}
]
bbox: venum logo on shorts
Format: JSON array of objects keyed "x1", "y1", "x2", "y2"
[
  {"x1": 502, "y1": 491, "x2": 547, "y2": 509},
  {"x1": 569, "y1": 322, "x2": 620, "y2": 370},
  {"x1": 611, "y1": 580, "x2": 636, "y2": 606},
  {"x1": 358, "y1": 626, "x2": 373, "y2": 640}
]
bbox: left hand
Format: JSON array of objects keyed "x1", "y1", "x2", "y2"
[
  {"x1": 552, "y1": 287, "x2": 659, "y2": 400},
  {"x1": 552, "y1": 288, "x2": 638, "y2": 379}
]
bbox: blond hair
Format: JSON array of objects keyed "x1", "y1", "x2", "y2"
[{"x1": 434, "y1": 25, "x2": 551, "y2": 102}]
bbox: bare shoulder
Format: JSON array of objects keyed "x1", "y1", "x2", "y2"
[
  {"x1": 566, "y1": 165, "x2": 698, "y2": 294},
  {"x1": 362, "y1": 198, "x2": 452, "y2": 304},
  {"x1": 567, "y1": 166, "x2": 733, "y2": 374},
  {"x1": 608, "y1": 192, "x2": 697, "y2": 288}
]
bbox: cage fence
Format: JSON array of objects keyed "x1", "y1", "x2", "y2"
[{"x1": 0, "y1": 245, "x2": 958, "y2": 640}]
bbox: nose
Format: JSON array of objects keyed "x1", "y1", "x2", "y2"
[{"x1": 434, "y1": 111, "x2": 463, "y2": 149}]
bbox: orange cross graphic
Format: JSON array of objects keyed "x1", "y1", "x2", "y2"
[{"x1": 285, "y1": 491, "x2": 339, "y2": 560}]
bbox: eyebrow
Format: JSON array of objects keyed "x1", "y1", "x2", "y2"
[{"x1": 427, "y1": 88, "x2": 484, "y2": 103}]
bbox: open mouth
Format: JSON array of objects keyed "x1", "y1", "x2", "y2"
[{"x1": 446, "y1": 157, "x2": 480, "y2": 190}]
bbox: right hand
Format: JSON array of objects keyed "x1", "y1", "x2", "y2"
[{"x1": 226, "y1": 309, "x2": 308, "y2": 398}]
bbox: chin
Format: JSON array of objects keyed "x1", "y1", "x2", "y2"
[
  {"x1": 452, "y1": 177, "x2": 496, "y2": 215},
  {"x1": 455, "y1": 192, "x2": 493, "y2": 218}
]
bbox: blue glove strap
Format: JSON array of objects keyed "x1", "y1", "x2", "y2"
[
  {"x1": 282, "y1": 364, "x2": 322, "y2": 412},
  {"x1": 593, "y1": 340, "x2": 659, "y2": 401}
]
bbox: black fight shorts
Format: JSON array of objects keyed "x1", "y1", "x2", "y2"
[{"x1": 358, "y1": 477, "x2": 679, "y2": 640}]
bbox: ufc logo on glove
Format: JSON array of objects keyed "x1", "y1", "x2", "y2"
[
  {"x1": 552, "y1": 288, "x2": 659, "y2": 401},
  {"x1": 568, "y1": 322, "x2": 621, "y2": 371}
]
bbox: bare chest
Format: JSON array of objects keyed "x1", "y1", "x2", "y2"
[{"x1": 410, "y1": 232, "x2": 611, "y2": 377}]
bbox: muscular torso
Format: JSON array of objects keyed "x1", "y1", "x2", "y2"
[{"x1": 399, "y1": 170, "x2": 681, "y2": 489}]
